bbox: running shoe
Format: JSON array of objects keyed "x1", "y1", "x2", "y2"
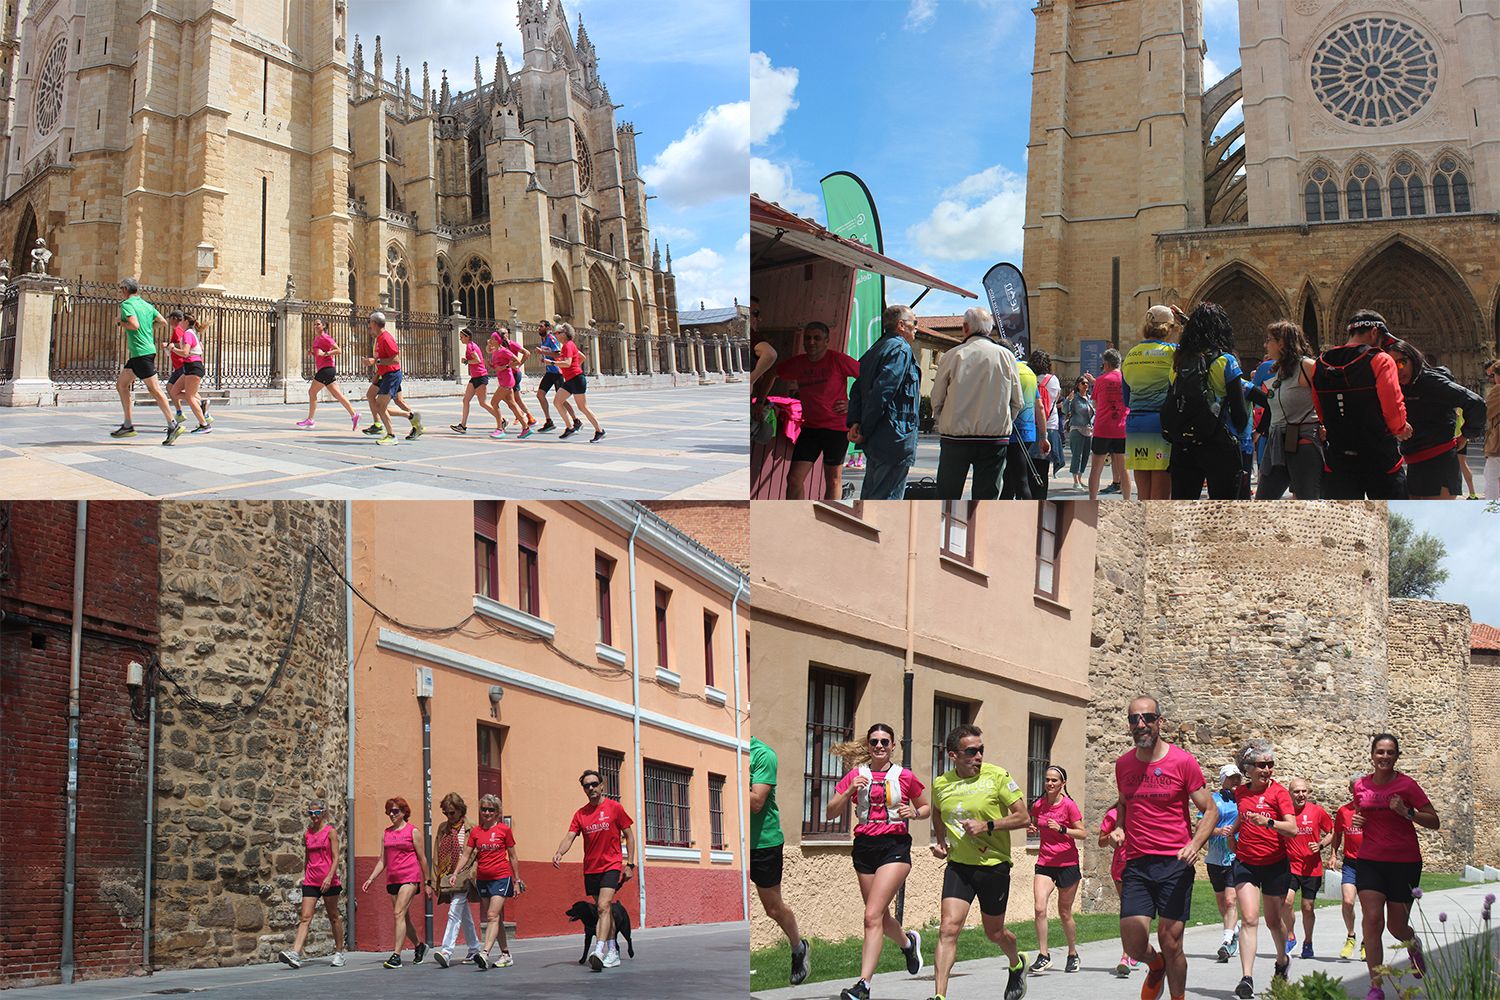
[
  {"x1": 1114, "y1": 957, "x2": 1131, "y2": 978},
  {"x1": 790, "y1": 939, "x2": 810, "y2": 985},
  {"x1": 450, "y1": 423, "x2": 467, "y2": 434},
  {"x1": 1140, "y1": 951, "x2": 1166, "y2": 1000},
  {"x1": 164, "y1": 420, "x2": 183, "y2": 446},
  {"x1": 1340, "y1": 935, "x2": 1357, "y2": 960},
  {"x1": 1216, "y1": 943, "x2": 1230, "y2": 963},
  {"x1": 410, "y1": 412, "x2": 425, "y2": 437},
  {"x1": 1029, "y1": 953, "x2": 1053, "y2": 974},
  {"x1": 383, "y1": 953, "x2": 403, "y2": 969},
  {"x1": 330, "y1": 952, "x2": 345, "y2": 967},
  {"x1": 839, "y1": 981, "x2": 871, "y2": 1000},
  {"x1": 903, "y1": 930, "x2": 923, "y2": 975},
  {"x1": 434, "y1": 950, "x2": 450, "y2": 968},
  {"x1": 573, "y1": 419, "x2": 583, "y2": 432},
  {"x1": 1101, "y1": 482, "x2": 1121, "y2": 494},
  {"x1": 1005, "y1": 956, "x2": 1028, "y2": 1000},
  {"x1": 490, "y1": 428, "x2": 506, "y2": 439},
  {"x1": 1064, "y1": 954, "x2": 1079, "y2": 973},
  {"x1": 1286, "y1": 934, "x2": 1297, "y2": 955},
  {"x1": 175, "y1": 409, "x2": 184, "y2": 422},
  {"x1": 590, "y1": 429, "x2": 606, "y2": 443},
  {"x1": 1360, "y1": 943, "x2": 1365, "y2": 961},
  {"x1": 588, "y1": 942, "x2": 604, "y2": 973},
  {"x1": 297, "y1": 418, "x2": 315, "y2": 428},
  {"x1": 111, "y1": 424, "x2": 137, "y2": 438},
  {"x1": 518, "y1": 426, "x2": 534, "y2": 439},
  {"x1": 405, "y1": 426, "x2": 420, "y2": 440},
  {"x1": 463, "y1": 952, "x2": 479, "y2": 964},
  {"x1": 191, "y1": 423, "x2": 211, "y2": 433},
  {"x1": 1226, "y1": 931, "x2": 1239, "y2": 958},
  {"x1": 602, "y1": 949, "x2": 620, "y2": 969},
  {"x1": 474, "y1": 951, "x2": 489, "y2": 971},
  {"x1": 363, "y1": 422, "x2": 385, "y2": 435},
  {"x1": 1301, "y1": 940, "x2": 1314, "y2": 959},
  {"x1": 377, "y1": 434, "x2": 397, "y2": 445},
  {"x1": 413, "y1": 942, "x2": 427, "y2": 965},
  {"x1": 559, "y1": 426, "x2": 577, "y2": 439},
  {"x1": 495, "y1": 952, "x2": 514, "y2": 968},
  {"x1": 350, "y1": 413, "x2": 360, "y2": 431},
  {"x1": 538, "y1": 420, "x2": 556, "y2": 431},
  {"x1": 1273, "y1": 959, "x2": 1289, "y2": 982},
  {"x1": 1234, "y1": 976, "x2": 1254, "y2": 999},
  {"x1": 1407, "y1": 938, "x2": 1425, "y2": 978},
  {"x1": 278, "y1": 950, "x2": 302, "y2": 968}
]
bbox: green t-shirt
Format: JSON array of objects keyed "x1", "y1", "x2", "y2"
[
  {"x1": 120, "y1": 295, "x2": 160, "y2": 361},
  {"x1": 931, "y1": 762, "x2": 1024, "y2": 866},
  {"x1": 749, "y1": 737, "x2": 784, "y2": 850}
]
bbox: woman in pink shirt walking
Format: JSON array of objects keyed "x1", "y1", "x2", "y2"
[
  {"x1": 278, "y1": 800, "x2": 345, "y2": 969},
  {"x1": 1089, "y1": 347, "x2": 1130, "y2": 499},
  {"x1": 360, "y1": 795, "x2": 432, "y2": 969}
]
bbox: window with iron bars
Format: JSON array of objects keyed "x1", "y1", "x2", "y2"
[
  {"x1": 1026, "y1": 717, "x2": 1056, "y2": 844},
  {"x1": 597, "y1": 748, "x2": 624, "y2": 801},
  {"x1": 643, "y1": 760, "x2": 693, "y2": 847},
  {"x1": 804, "y1": 667, "x2": 856, "y2": 837},
  {"x1": 709, "y1": 774, "x2": 726, "y2": 850}
]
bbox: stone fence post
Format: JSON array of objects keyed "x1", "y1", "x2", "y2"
[
  {"x1": 0, "y1": 272, "x2": 66, "y2": 406},
  {"x1": 273, "y1": 276, "x2": 305, "y2": 398},
  {"x1": 446, "y1": 299, "x2": 467, "y2": 385}
]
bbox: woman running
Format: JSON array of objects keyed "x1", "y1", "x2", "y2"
[
  {"x1": 451, "y1": 328, "x2": 502, "y2": 435},
  {"x1": 1229, "y1": 739, "x2": 1299, "y2": 998},
  {"x1": 1252, "y1": 320, "x2": 1321, "y2": 499},
  {"x1": 1383, "y1": 339, "x2": 1487, "y2": 499},
  {"x1": 826, "y1": 724, "x2": 931, "y2": 1000},
  {"x1": 553, "y1": 324, "x2": 606, "y2": 442},
  {"x1": 451, "y1": 793, "x2": 523, "y2": 970},
  {"x1": 277, "y1": 800, "x2": 345, "y2": 969},
  {"x1": 168, "y1": 311, "x2": 211, "y2": 434},
  {"x1": 498, "y1": 329, "x2": 538, "y2": 430},
  {"x1": 1355, "y1": 734, "x2": 1438, "y2": 1000},
  {"x1": 1098, "y1": 804, "x2": 1136, "y2": 978},
  {"x1": 360, "y1": 796, "x2": 431, "y2": 969},
  {"x1": 1028, "y1": 765, "x2": 1084, "y2": 975},
  {"x1": 300, "y1": 319, "x2": 359, "y2": 430},
  {"x1": 487, "y1": 331, "x2": 534, "y2": 440},
  {"x1": 431, "y1": 792, "x2": 481, "y2": 967}
]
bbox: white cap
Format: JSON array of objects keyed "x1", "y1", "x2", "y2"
[
  {"x1": 1147, "y1": 304, "x2": 1176, "y2": 325},
  {"x1": 1219, "y1": 764, "x2": 1242, "y2": 782}
]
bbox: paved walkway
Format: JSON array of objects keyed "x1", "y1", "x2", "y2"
[
  {"x1": 0, "y1": 383, "x2": 746, "y2": 499},
  {"x1": 754, "y1": 883, "x2": 1493, "y2": 999},
  {"x1": 18, "y1": 921, "x2": 747, "y2": 1000}
]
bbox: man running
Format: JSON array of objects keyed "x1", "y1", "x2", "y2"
[
  {"x1": 534, "y1": 320, "x2": 564, "y2": 431},
  {"x1": 363, "y1": 310, "x2": 422, "y2": 445},
  {"x1": 1205, "y1": 764, "x2": 1242, "y2": 962},
  {"x1": 929, "y1": 724, "x2": 1028, "y2": 1000},
  {"x1": 1311, "y1": 309, "x2": 1412, "y2": 498},
  {"x1": 112, "y1": 277, "x2": 182, "y2": 444},
  {"x1": 1286, "y1": 778, "x2": 1334, "y2": 959},
  {"x1": 1114, "y1": 695, "x2": 1217, "y2": 1000},
  {"x1": 749, "y1": 736, "x2": 810, "y2": 986},
  {"x1": 1331, "y1": 776, "x2": 1365, "y2": 961},
  {"x1": 552, "y1": 769, "x2": 637, "y2": 971}
]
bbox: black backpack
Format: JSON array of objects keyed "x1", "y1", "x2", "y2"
[{"x1": 1161, "y1": 354, "x2": 1226, "y2": 446}]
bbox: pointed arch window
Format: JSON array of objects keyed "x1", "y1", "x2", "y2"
[
  {"x1": 438, "y1": 255, "x2": 454, "y2": 315},
  {"x1": 1348, "y1": 162, "x2": 1380, "y2": 219},
  {"x1": 468, "y1": 126, "x2": 488, "y2": 219},
  {"x1": 347, "y1": 252, "x2": 357, "y2": 304},
  {"x1": 386, "y1": 245, "x2": 411, "y2": 318},
  {"x1": 1305, "y1": 167, "x2": 1338, "y2": 222},
  {"x1": 386, "y1": 169, "x2": 403, "y2": 212},
  {"x1": 1433, "y1": 157, "x2": 1470, "y2": 213},
  {"x1": 459, "y1": 256, "x2": 495, "y2": 324}
]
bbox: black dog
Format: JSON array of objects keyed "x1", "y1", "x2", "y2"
[{"x1": 565, "y1": 900, "x2": 635, "y2": 964}]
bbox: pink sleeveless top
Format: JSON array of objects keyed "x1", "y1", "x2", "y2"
[
  {"x1": 383, "y1": 823, "x2": 422, "y2": 883},
  {"x1": 304, "y1": 824, "x2": 338, "y2": 886}
]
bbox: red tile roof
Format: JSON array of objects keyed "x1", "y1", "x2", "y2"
[{"x1": 1474, "y1": 622, "x2": 1500, "y2": 653}]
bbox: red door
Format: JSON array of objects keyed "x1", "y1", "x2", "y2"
[{"x1": 477, "y1": 724, "x2": 505, "y2": 802}]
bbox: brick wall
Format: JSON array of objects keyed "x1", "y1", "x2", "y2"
[
  {"x1": 639, "y1": 502, "x2": 750, "y2": 573},
  {"x1": 0, "y1": 501, "x2": 159, "y2": 987}
]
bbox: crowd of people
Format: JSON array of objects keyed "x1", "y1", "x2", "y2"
[
  {"x1": 109, "y1": 279, "x2": 607, "y2": 446},
  {"x1": 754, "y1": 296, "x2": 1500, "y2": 501},
  {"x1": 272, "y1": 770, "x2": 637, "y2": 975},
  {"x1": 752, "y1": 700, "x2": 1438, "y2": 1000}
]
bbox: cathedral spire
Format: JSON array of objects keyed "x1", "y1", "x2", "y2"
[
  {"x1": 666, "y1": 244, "x2": 673, "y2": 273},
  {"x1": 653, "y1": 240, "x2": 661, "y2": 270},
  {"x1": 373, "y1": 34, "x2": 383, "y2": 85},
  {"x1": 475, "y1": 55, "x2": 484, "y2": 95},
  {"x1": 353, "y1": 35, "x2": 364, "y2": 98},
  {"x1": 422, "y1": 62, "x2": 431, "y2": 114},
  {"x1": 494, "y1": 42, "x2": 507, "y2": 100},
  {"x1": 440, "y1": 69, "x2": 452, "y2": 115},
  {"x1": 403, "y1": 67, "x2": 412, "y2": 114}
]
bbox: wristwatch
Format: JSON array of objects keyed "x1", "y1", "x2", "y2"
[
  {"x1": 986, "y1": 819, "x2": 995, "y2": 834},
  {"x1": 1406, "y1": 808, "x2": 1416, "y2": 820}
]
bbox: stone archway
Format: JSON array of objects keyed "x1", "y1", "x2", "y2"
[
  {"x1": 1194, "y1": 263, "x2": 1289, "y2": 367},
  {"x1": 12, "y1": 203, "x2": 38, "y2": 274},
  {"x1": 589, "y1": 263, "x2": 617, "y2": 327},
  {"x1": 551, "y1": 262, "x2": 573, "y2": 322},
  {"x1": 1296, "y1": 282, "x2": 1321, "y2": 352},
  {"x1": 1333, "y1": 239, "x2": 1487, "y2": 385}
]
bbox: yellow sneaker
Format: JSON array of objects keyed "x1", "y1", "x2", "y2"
[{"x1": 1340, "y1": 936, "x2": 1356, "y2": 960}]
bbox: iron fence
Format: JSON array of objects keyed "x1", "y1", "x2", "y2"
[
  {"x1": 393, "y1": 310, "x2": 451, "y2": 380},
  {"x1": 0, "y1": 284, "x2": 18, "y2": 381},
  {"x1": 301, "y1": 300, "x2": 365, "y2": 381},
  {"x1": 597, "y1": 330, "x2": 630, "y2": 376},
  {"x1": 675, "y1": 337, "x2": 693, "y2": 375}
]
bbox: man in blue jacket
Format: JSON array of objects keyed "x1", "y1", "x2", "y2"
[{"x1": 848, "y1": 304, "x2": 921, "y2": 499}]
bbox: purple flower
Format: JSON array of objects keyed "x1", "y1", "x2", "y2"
[
  {"x1": 1487, "y1": 893, "x2": 1497, "y2": 906},
  {"x1": 1439, "y1": 912, "x2": 1448, "y2": 923},
  {"x1": 1412, "y1": 887, "x2": 1424, "y2": 899}
]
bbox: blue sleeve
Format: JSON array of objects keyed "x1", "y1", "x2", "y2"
[{"x1": 1121, "y1": 375, "x2": 1132, "y2": 409}]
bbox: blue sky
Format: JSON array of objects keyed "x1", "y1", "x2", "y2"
[
  {"x1": 752, "y1": 0, "x2": 1243, "y2": 316},
  {"x1": 352, "y1": 0, "x2": 748, "y2": 310},
  {"x1": 1389, "y1": 502, "x2": 1500, "y2": 627}
]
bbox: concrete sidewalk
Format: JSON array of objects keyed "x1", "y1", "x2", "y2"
[
  {"x1": 17, "y1": 921, "x2": 747, "y2": 1000},
  {"x1": 754, "y1": 883, "x2": 1494, "y2": 999}
]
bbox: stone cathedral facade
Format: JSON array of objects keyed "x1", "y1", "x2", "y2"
[
  {"x1": 0, "y1": 0, "x2": 677, "y2": 337},
  {"x1": 1024, "y1": 0, "x2": 1500, "y2": 386}
]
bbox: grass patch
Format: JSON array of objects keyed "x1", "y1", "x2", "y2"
[{"x1": 750, "y1": 872, "x2": 1468, "y2": 994}]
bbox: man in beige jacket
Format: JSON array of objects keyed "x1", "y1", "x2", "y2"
[
  {"x1": 930, "y1": 306, "x2": 1025, "y2": 499},
  {"x1": 1483, "y1": 357, "x2": 1500, "y2": 500}
]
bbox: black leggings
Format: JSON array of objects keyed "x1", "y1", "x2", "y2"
[{"x1": 1170, "y1": 439, "x2": 1241, "y2": 499}]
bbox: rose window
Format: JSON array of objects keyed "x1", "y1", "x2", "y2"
[
  {"x1": 575, "y1": 124, "x2": 592, "y2": 193},
  {"x1": 34, "y1": 38, "x2": 68, "y2": 137},
  {"x1": 1311, "y1": 18, "x2": 1437, "y2": 127}
]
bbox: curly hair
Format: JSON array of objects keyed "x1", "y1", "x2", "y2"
[
  {"x1": 1029, "y1": 349, "x2": 1053, "y2": 375},
  {"x1": 1176, "y1": 302, "x2": 1233, "y2": 369},
  {"x1": 1265, "y1": 320, "x2": 1314, "y2": 378}
]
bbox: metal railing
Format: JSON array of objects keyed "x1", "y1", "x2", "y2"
[
  {"x1": 394, "y1": 310, "x2": 452, "y2": 380},
  {"x1": 301, "y1": 301, "x2": 366, "y2": 381},
  {"x1": 0, "y1": 284, "x2": 18, "y2": 380}
]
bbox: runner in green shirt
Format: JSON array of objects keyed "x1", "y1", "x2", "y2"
[
  {"x1": 112, "y1": 276, "x2": 181, "y2": 444},
  {"x1": 928, "y1": 724, "x2": 1030, "y2": 1000},
  {"x1": 749, "y1": 737, "x2": 809, "y2": 985}
]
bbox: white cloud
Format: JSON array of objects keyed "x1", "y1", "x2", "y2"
[
  {"x1": 1203, "y1": 0, "x2": 1239, "y2": 35},
  {"x1": 904, "y1": 0, "x2": 937, "y2": 31},
  {"x1": 653, "y1": 222, "x2": 698, "y2": 243},
  {"x1": 735, "y1": 233, "x2": 750, "y2": 255},
  {"x1": 750, "y1": 52, "x2": 798, "y2": 144},
  {"x1": 641, "y1": 101, "x2": 748, "y2": 208},
  {"x1": 672, "y1": 246, "x2": 749, "y2": 311},
  {"x1": 750, "y1": 156, "x2": 818, "y2": 216},
  {"x1": 1204, "y1": 53, "x2": 1227, "y2": 87},
  {"x1": 907, "y1": 164, "x2": 1027, "y2": 263}
]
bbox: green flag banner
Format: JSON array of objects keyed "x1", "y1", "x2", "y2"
[{"x1": 820, "y1": 171, "x2": 885, "y2": 360}]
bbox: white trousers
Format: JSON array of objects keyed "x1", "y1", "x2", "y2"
[
  {"x1": 440, "y1": 897, "x2": 479, "y2": 955},
  {"x1": 1485, "y1": 456, "x2": 1500, "y2": 500}
]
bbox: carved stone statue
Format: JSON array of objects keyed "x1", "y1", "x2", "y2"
[{"x1": 29, "y1": 238, "x2": 52, "y2": 275}]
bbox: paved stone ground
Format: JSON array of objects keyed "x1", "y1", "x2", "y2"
[
  {"x1": 18, "y1": 921, "x2": 746, "y2": 1000},
  {"x1": 754, "y1": 882, "x2": 1492, "y2": 999},
  {"x1": 0, "y1": 383, "x2": 746, "y2": 499}
]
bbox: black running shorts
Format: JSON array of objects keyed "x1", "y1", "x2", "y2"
[
  {"x1": 851, "y1": 832, "x2": 912, "y2": 874},
  {"x1": 1035, "y1": 863, "x2": 1082, "y2": 889},
  {"x1": 302, "y1": 883, "x2": 343, "y2": 897},
  {"x1": 791, "y1": 426, "x2": 850, "y2": 466},
  {"x1": 1355, "y1": 858, "x2": 1421, "y2": 905},
  {"x1": 584, "y1": 869, "x2": 623, "y2": 898},
  {"x1": 1091, "y1": 436, "x2": 1126, "y2": 455},
  {"x1": 177, "y1": 361, "x2": 205, "y2": 378},
  {"x1": 124, "y1": 354, "x2": 157, "y2": 379},
  {"x1": 1405, "y1": 451, "x2": 1462, "y2": 498},
  {"x1": 1232, "y1": 858, "x2": 1292, "y2": 896},
  {"x1": 562, "y1": 374, "x2": 588, "y2": 395},
  {"x1": 540, "y1": 371, "x2": 565, "y2": 392},
  {"x1": 1120, "y1": 855, "x2": 1194, "y2": 922},
  {"x1": 468, "y1": 375, "x2": 490, "y2": 388},
  {"x1": 386, "y1": 881, "x2": 421, "y2": 895},
  {"x1": 750, "y1": 845, "x2": 783, "y2": 889},
  {"x1": 1207, "y1": 862, "x2": 1233, "y2": 894},
  {"x1": 942, "y1": 861, "x2": 1012, "y2": 916},
  {"x1": 314, "y1": 366, "x2": 338, "y2": 386},
  {"x1": 1290, "y1": 873, "x2": 1322, "y2": 899}
]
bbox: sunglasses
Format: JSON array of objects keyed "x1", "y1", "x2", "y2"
[
  {"x1": 957, "y1": 745, "x2": 984, "y2": 757},
  {"x1": 1127, "y1": 712, "x2": 1160, "y2": 725},
  {"x1": 582, "y1": 781, "x2": 602, "y2": 790},
  {"x1": 1254, "y1": 760, "x2": 1275, "y2": 769},
  {"x1": 868, "y1": 738, "x2": 893, "y2": 748},
  {"x1": 480, "y1": 807, "x2": 498, "y2": 813},
  {"x1": 387, "y1": 808, "x2": 404, "y2": 816}
]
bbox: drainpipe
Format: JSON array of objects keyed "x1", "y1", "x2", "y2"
[
  {"x1": 61, "y1": 501, "x2": 87, "y2": 985},
  {"x1": 626, "y1": 511, "x2": 647, "y2": 926},
  {"x1": 729, "y1": 577, "x2": 748, "y2": 922},
  {"x1": 420, "y1": 695, "x2": 433, "y2": 944},
  {"x1": 143, "y1": 681, "x2": 157, "y2": 972},
  {"x1": 344, "y1": 502, "x2": 357, "y2": 952},
  {"x1": 895, "y1": 502, "x2": 917, "y2": 926}
]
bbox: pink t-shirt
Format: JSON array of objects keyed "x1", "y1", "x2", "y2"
[
  {"x1": 558, "y1": 340, "x2": 584, "y2": 379},
  {"x1": 490, "y1": 346, "x2": 517, "y2": 388},
  {"x1": 383, "y1": 823, "x2": 422, "y2": 883},
  {"x1": 312, "y1": 332, "x2": 338, "y2": 369},
  {"x1": 1115, "y1": 743, "x2": 1206, "y2": 860},
  {"x1": 171, "y1": 326, "x2": 202, "y2": 367},
  {"x1": 774, "y1": 350, "x2": 860, "y2": 431},
  {"x1": 1289, "y1": 801, "x2": 1334, "y2": 877},
  {"x1": 303, "y1": 824, "x2": 339, "y2": 887},
  {"x1": 463, "y1": 342, "x2": 489, "y2": 378},
  {"x1": 1233, "y1": 780, "x2": 1295, "y2": 865},
  {"x1": 834, "y1": 766, "x2": 926, "y2": 837},
  {"x1": 1031, "y1": 796, "x2": 1082, "y2": 867},
  {"x1": 1353, "y1": 773, "x2": 1430, "y2": 863},
  {"x1": 1093, "y1": 369, "x2": 1129, "y2": 438},
  {"x1": 1100, "y1": 807, "x2": 1126, "y2": 881},
  {"x1": 374, "y1": 331, "x2": 401, "y2": 375}
]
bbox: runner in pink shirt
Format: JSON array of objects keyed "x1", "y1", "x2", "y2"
[
  {"x1": 278, "y1": 800, "x2": 345, "y2": 969},
  {"x1": 166, "y1": 310, "x2": 212, "y2": 434},
  {"x1": 299, "y1": 318, "x2": 360, "y2": 430},
  {"x1": 1028, "y1": 765, "x2": 1085, "y2": 975},
  {"x1": 1114, "y1": 695, "x2": 1217, "y2": 1000},
  {"x1": 1098, "y1": 806, "x2": 1137, "y2": 978},
  {"x1": 1353, "y1": 734, "x2": 1439, "y2": 1000},
  {"x1": 360, "y1": 795, "x2": 432, "y2": 969},
  {"x1": 826, "y1": 724, "x2": 932, "y2": 1000},
  {"x1": 449, "y1": 328, "x2": 502, "y2": 435},
  {"x1": 487, "y1": 330, "x2": 536, "y2": 440},
  {"x1": 774, "y1": 321, "x2": 861, "y2": 501}
]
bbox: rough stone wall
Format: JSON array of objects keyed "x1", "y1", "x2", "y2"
[
  {"x1": 1388, "y1": 600, "x2": 1475, "y2": 872},
  {"x1": 1472, "y1": 650, "x2": 1500, "y2": 866},
  {"x1": 152, "y1": 501, "x2": 348, "y2": 969}
]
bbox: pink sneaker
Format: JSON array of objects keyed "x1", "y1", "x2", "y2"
[
  {"x1": 296, "y1": 418, "x2": 315, "y2": 428},
  {"x1": 351, "y1": 413, "x2": 360, "y2": 431},
  {"x1": 490, "y1": 428, "x2": 506, "y2": 439}
]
